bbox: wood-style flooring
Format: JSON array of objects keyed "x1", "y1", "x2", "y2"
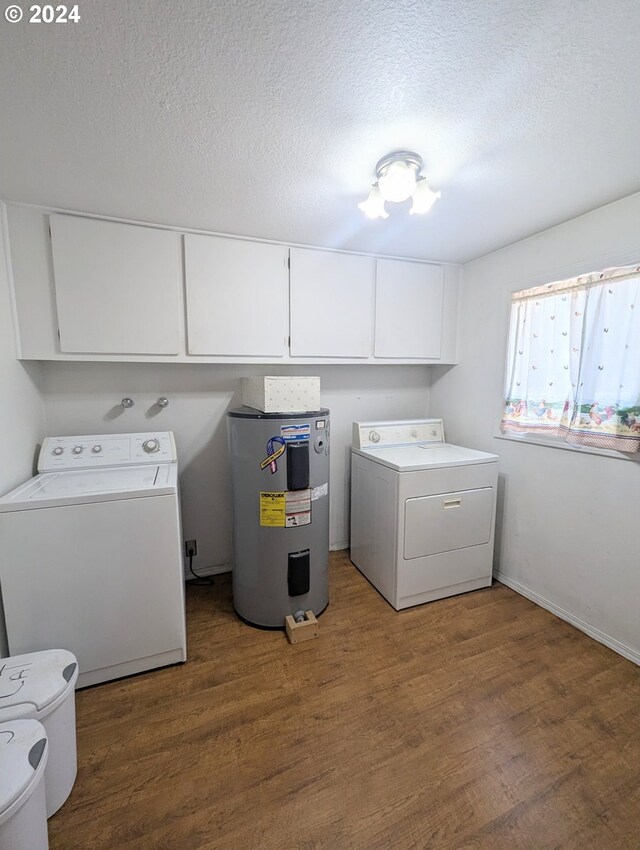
[{"x1": 49, "y1": 552, "x2": 640, "y2": 849}]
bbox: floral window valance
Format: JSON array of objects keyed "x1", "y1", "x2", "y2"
[{"x1": 501, "y1": 263, "x2": 640, "y2": 453}]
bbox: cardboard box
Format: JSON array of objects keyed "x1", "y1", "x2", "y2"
[{"x1": 242, "y1": 376, "x2": 321, "y2": 413}]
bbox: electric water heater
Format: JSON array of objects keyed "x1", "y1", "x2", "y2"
[{"x1": 226, "y1": 407, "x2": 330, "y2": 628}]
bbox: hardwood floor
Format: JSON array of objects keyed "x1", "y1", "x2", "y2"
[{"x1": 49, "y1": 552, "x2": 640, "y2": 850}]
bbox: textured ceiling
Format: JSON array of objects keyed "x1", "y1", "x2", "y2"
[{"x1": 1, "y1": 0, "x2": 639, "y2": 263}]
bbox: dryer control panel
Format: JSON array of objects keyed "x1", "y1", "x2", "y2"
[
  {"x1": 352, "y1": 419, "x2": 445, "y2": 450},
  {"x1": 38, "y1": 432, "x2": 177, "y2": 471}
]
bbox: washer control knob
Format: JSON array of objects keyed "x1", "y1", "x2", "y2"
[
  {"x1": 72, "y1": 445, "x2": 84, "y2": 455},
  {"x1": 143, "y1": 438, "x2": 160, "y2": 454},
  {"x1": 369, "y1": 430, "x2": 381, "y2": 444},
  {"x1": 52, "y1": 446, "x2": 64, "y2": 456},
  {"x1": 92, "y1": 445, "x2": 102, "y2": 454}
]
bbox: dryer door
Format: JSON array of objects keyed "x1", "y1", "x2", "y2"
[{"x1": 404, "y1": 487, "x2": 493, "y2": 560}]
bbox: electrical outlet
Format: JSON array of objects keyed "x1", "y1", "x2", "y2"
[{"x1": 185, "y1": 539, "x2": 198, "y2": 557}]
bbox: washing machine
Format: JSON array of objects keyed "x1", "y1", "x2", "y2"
[
  {"x1": 350, "y1": 419, "x2": 498, "y2": 610},
  {"x1": 0, "y1": 432, "x2": 187, "y2": 687}
]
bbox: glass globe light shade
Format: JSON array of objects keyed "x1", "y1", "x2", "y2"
[
  {"x1": 358, "y1": 185, "x2": 389, "y2": 219},
  {"x1": 409, "y1": 178, "x2": 441, "y2": 215},
  {"x1": 377, "y1": 161, "x2": 418, "y2": 203}
]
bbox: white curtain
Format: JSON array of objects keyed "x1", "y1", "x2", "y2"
[{"x1": 501, "y1": 264, "x2": 640, "y2": 452}]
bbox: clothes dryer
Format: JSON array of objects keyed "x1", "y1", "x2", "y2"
[{"x1": 350, "y1": 419, "x2": 498, "y2": 610}]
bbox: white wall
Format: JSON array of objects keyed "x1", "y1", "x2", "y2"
[
  {"x1": 0, "y1": 208, "x2": 46, "y2": 654},
  {"x1": 39, "y1": 363, "x2": 430, "y2": 573},
  {"x1": 430, "y1": 192, "x2": 640, "y2": 663}
]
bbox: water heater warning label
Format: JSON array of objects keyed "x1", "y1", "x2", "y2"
[
  {"x1": 285, "y1": 489, "x2": 311, "y2": 527},
  {"x1": 260, "y1": 491, "x2": 286, "y2": 526},
  {"x1": 259, "y1": 490, "x2": 311, "y2": 527}
]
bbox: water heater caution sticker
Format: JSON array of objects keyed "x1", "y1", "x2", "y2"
[
  {"x1": 285, "y1": 489, "x2": 311, "y2": 527},
  {"x1": 260, "y1": 491, "x2": 286, "y2": 526}
]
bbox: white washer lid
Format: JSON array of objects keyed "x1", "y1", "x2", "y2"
[
  {"x1": 0, "y1": 650, "x2": 78, "y2": 720},
  {"x1": 14, "y1": 466, "x2": 159, "y2": 500},
  {"x1": 0, "y1": 719, "x2": 48, "y2": 820},
  {"x1": 353, "y1": 443, "x2": 499, "y2": 472},
  {"x1": 0, "y1": 463, "x2": 177, "y2": 511}
]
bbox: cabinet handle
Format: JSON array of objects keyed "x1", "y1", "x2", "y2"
[{"x1": 442, "y1": 498, "x2": 462, "y2": 509}]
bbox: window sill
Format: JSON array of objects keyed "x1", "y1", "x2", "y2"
[{"x1": 494, "y1": 432, "x2": 640, "y2": 462}]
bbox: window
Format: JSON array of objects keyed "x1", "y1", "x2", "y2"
[{"x1": 501, "y1": 264, "x2": 640, "y2": 453}]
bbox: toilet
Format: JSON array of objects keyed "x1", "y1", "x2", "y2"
[
  {"x1": 0, "y1": 649, "x2": 78, "y2": 817},
  {"x1": 0, "y1": 718, "x2": 49, "y2": 850}
]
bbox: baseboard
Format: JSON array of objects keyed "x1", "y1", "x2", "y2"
[
  {"x1": 495, "y1": 571, "x2": 640, "y2": 667},
  {"x1": 330, "y1": 541, "x2": 349, "y2": 551}
]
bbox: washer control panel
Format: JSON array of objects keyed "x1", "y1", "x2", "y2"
[
  {"x1": 352, "y1": 419, "x2": 445, "y2": 450},
  {"x1": 38, "y1": 432, "x2": 177, "y2": 471}
]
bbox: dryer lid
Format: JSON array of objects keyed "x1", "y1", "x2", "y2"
[{"x1": 353, "y1": 443, "x2": 498, "y2": 472}]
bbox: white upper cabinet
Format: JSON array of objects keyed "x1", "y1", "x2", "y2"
[
  {"x1": 374, "y1": 259, "x2": 444, "y2": 359},
  {"x1": 184, "y1": 235, "x2": 288, "y2": 357},
  {"x1": 49, "y1": 215, "x2": 183, "y2": 355},
  {"x1": 289, "y1": 248, "x2": 375, "y2": 358},
  {"x1": 5, "y1": 204, "x2": 458, "y2": 363}
]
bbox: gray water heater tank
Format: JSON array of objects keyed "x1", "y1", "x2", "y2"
[{"x1": 226, "y1": 407, "x2": 330, "y2": 628}]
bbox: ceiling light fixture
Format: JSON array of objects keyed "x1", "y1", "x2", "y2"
[{"x1": 358, "y1": 151, "x2": 441, "y2": 219}]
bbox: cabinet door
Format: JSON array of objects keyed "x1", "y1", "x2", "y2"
[
  {"x1": 374, "y1": 259, "x2": 444, "y2": 359},
  {"x1": 289, "y1": 248, "x2": 374, "y2": 358},
  {"x1": 49, "y1": 215, "x2": 183, "y2": 355},
  {"x1": 185, "y1": 235, "x2": 288, "y2": 356}
]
